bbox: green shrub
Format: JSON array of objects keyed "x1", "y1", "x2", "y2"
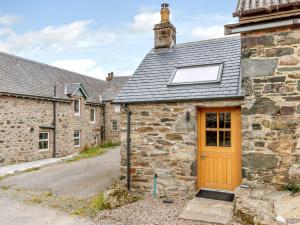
[{"x1": 284, "y1": 183, "x2": 300, "y2": 194}]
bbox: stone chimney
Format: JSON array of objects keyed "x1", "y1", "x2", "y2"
[
  {"x1": 106, "y1": 72, "x2": 114, "y2": 81},
  {"x1": 154, "y1": 3, "x2": 176, "y2": 49}
]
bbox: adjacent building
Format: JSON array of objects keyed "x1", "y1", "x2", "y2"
[
  {"x1": 115, "y1": 2, "x2": 300, "y2": 197},
  {"x1": 0, "y1": 52, "x2": 129, "y2": 166}
]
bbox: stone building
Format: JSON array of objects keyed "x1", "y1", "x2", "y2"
[
  {"x1": 115, "y1": 1, "x2": 300, "y2": 198},
  {"x1": 0, "y1": 52, "x2": 129, "y2": 166}
]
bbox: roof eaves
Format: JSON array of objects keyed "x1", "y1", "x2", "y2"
[
  {"x1": 234, "y1": 1, "x2": 300, "y2": 18},
  {"x1": 114, "y1": 95, "x2": 245, "y2": 105}
]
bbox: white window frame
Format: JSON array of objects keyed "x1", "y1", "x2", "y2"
[
  {"x1": 38, "y1": 132, "x2": 49, "y2": 151},
  {"x1": 74, "y1": 130, "x2": 81, "y2": 147},
  {"x1": 90, "y1": 108, "x2": 96, "y2": 123},
  {"x1": 167, "y1": 63, "x2": 223, "y2": 86},
  {"x1": 74, "y1": 99, "x2": 80, "y2": 116},
  {"x1": 112, "y1": 120, "x2": 118, "y2": 131}
]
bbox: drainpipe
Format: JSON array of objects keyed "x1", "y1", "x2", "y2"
[
  {"x1": 123, "y1": 104, "x2": 132, "y2": 191},
  {"x1": 53, "y1": 85, "x2": 57, "y2": 158},
  {"x1": 102, "y1": 103, "x2": 106, "y2": 142}
]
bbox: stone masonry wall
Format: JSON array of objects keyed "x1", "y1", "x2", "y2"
[
  {"x1": 0, "y1": 95, "x2": 103, "y2": 166},
  {"x1": 120, "y1": 99, "x2": 243, "y2": 198},
  {"x1": 105, "y1": 101, "x2": 121, "y2": 144},
  {"x1": 241, "y1": 27, "x2": 300, "y2": 186}
]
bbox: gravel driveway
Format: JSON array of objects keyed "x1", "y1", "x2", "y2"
[{"x1": 0, "y1": 147, "x2": 120, "y2": 198}]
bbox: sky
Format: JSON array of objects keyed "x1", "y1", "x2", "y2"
[{"x1": 0, "y1": 0, "x2": 238, "y2": 80}]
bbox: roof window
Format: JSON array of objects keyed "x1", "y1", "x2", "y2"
[{"x1": 168, "y1": 64, "x2": 223, "y2": 85}]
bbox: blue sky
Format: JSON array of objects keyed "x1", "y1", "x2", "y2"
[{"x1": 0, "y1": 1, "x2": 238, "y2": 80}]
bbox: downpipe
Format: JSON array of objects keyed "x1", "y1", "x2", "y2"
[{"x1": 122, "y1": 105, "x2": 132, "y2": 191}]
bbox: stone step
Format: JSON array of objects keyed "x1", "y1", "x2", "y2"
[{"x1": 179, "y1": 197, "x2": 233, "y2": 224}]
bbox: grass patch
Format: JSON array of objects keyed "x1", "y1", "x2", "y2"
[
  {"x1": 0, "y1": 175, "x2": 5, "y2": 181},
  {"x1": 0, "y1": 185, "x2": 10, "y2": 191},
  {"x1": 98, "y1": 141, "x2": 119, "y2": 149},
  {"x1": 72, "y1": 192, "x2": 109, "y2": 217},
  {"x1": 28, "y1": 196, "x2": 43, "y2": 204},
  {"x1": 284, "y1": 183, "x2": 300, "y2": 194},
  {"x1": 67, "y1": 146, "x2": 105, "y2": 163},
  {"x1": 23, "y1": 167, "x2": 40, "y2": 173},
  {"x1": 90, "y1": 192, "x2": 109, "y2": 211}
]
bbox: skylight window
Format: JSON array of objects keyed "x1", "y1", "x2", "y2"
[{"x1": 169, "y1": 64, "x2": 223, "y2": 85}]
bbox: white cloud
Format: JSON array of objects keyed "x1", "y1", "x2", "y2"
[
  {"x1": 51, "y1": 59, "x2": 105, "y2": 79},
  {"x1": 130, "y1": 11, "x2": 160, "y2": 33},
  {"x1": 0, "y1": 13, "x2": 21, "y2": 25},
  {"x1": 0, "y1": 20, "x2": 118, "y2": 54},
  {"x1": 192, "y1": 25, "x2": 225, "y2": 40}
]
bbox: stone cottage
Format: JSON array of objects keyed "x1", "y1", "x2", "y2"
[
  {"x1": 0, "y1": 52, "x2": 129, "y2": 166},
  {"x1": 115, "y1": 1, "x2": 300, "y2": 197}
]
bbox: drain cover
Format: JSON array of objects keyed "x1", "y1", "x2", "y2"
[{"x1": 196, "y1": 190, "x2": 234, "y2": 202}]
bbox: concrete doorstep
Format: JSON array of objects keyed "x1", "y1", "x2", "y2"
[
  {"x1": 179, "y1": 197, "x2": 233, "y2": 225},
  {"x1": 0, "y1": 154, "x2": 77, "y2": 177}
]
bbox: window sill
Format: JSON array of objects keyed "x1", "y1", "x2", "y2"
[{"x1": 38, "y1": 149, "x2": 49, "y2": 152}]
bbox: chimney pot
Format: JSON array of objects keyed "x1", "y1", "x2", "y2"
[
  {"x1": 106, "y1": 72, "x2": 113, "y2": 81},
  {"x1": 154, "y1": 3, "x2": 176, "y2": 49}
]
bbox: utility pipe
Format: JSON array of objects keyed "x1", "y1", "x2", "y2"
[
  {"x1": 52, "y1": 85, "x2": 57, "y2": 158},
  {"x1": 123, "y1": 104, "x2": 132, "y2": 191}
]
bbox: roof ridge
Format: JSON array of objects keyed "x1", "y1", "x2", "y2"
[
  {"x1": 0, "y1": 51, "x2": 107, "y2": 84},
  {"x1": 174, "y1": 35, "x2": 240, "y2": 47}
]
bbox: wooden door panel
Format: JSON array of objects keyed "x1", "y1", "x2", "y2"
[{"x1": 197, "y1": 107, "x2": 241, "y2": 191}]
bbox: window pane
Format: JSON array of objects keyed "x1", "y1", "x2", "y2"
[
  {"x1": 219, "y1": 112, "x2": 231, "y2": 129},
  {"x1": 74, "y1": 100, "x2": 79, "y2": 113},
  {"x1": 74, "y1": 139, "x2": 79, "y2": 146},
  {"x1": 90, "y1": 109, "x2": 95, "y2": 121},
  {"x1": 206, "y1": 113, "x2": 217, "y2": 128},
  {"x1": 171, "y1": 65, "x2": 221, "y2": 84},
  {"x1": 39, "y1": 141, "x2": 48, "y2": 150},
  {"x1": 39, "y1": 132, "x2": 48, "y2": 140},
  {"x1": 74, "y1": 131, "x2": 80, "y2": 137},
  {"x1": 219, "y1": 131, "x2": 231, "y2": 147},
  {"x1": 206, "y1": 131, "x2": 217, "y2": 146}
]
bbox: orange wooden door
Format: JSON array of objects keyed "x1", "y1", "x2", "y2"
[{"x1": 197, "y1": 107, "x2": 241, "y2": 191}]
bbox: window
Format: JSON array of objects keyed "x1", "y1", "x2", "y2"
[
  {"x1": 169, "y1": 64, "x2": 222, "y2": 85},
  {"x1": 74, "y1": 99, "x2": 80, "y2": 115},
  {"x1": 90, "y1": 108, "x2": 96, "y2": 123},
  {"x1": 112, "y1": 120, "x2": 118, "y2": 131},
  {"x1": 205, "y1": 112, "x2": 231, "y2": 147},
  {"x1": 74, "y1": 130, "x2": 80, "y2": 147},
  {"x1": 39, "y1": 132, "x2": 49, "y2": 150}
]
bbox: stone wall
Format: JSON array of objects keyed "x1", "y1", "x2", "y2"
[
  {"x1": 105, "y1": 101, "x2": 121, "y2": 144},
  {"x1": 241, "y1": 27, "x2": 300, "y2": 185},
  {"x1": 0, "y1": 95, "x2": 103, "y2": 166},
  {"x1": 119, "y1": 100, "x2": 243, "y2": 198}
]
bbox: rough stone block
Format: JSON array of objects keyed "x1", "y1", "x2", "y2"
[
  {"x1": 241, "y1": 59, "x2": 278, "y2": 77},
  {"x1": 280, "y1": 106, "x2": 295, "y2": 115},
  {"x1": 243, "y1": 152, "x2": 280, "y2": 169}
]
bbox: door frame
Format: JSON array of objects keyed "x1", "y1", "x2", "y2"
[{"x1": 196, "y1": 106, "x2": 242, "y2": 191}]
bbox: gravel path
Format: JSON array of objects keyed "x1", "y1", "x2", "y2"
[{"x1": 95, "y1": 197, "x2": 215, "y2": 225}]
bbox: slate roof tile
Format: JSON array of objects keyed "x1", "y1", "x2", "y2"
[{"x1": 115, "y1": 36, "x2": 242, "y2": 103}]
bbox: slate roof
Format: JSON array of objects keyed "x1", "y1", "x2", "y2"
[
  {"x1": 0, "y1": 51, "x2": 128, "y2": 104},
  {"x1": 115, "y1": 36, "x2": 242, "y2": 103},
  {"x1": 102, "y1": 76, "x2": 131, "y2": 102},
  {"x1": 235, "y1": 0, "x2": 300, "y2": 16}
]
